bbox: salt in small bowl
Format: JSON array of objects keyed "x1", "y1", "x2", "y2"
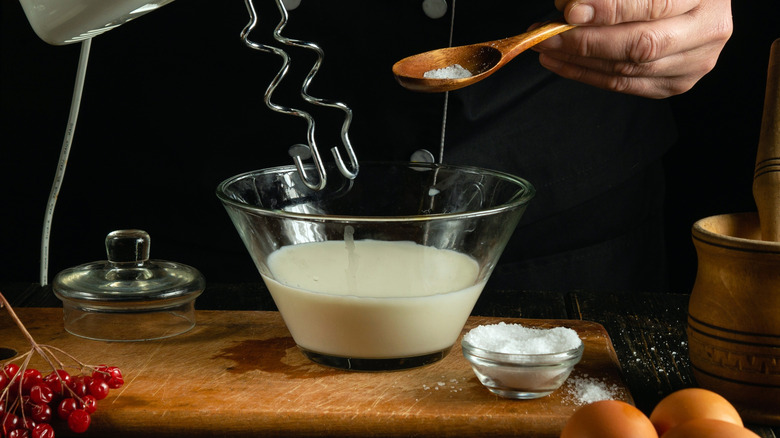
[{"x1": 461, "y1": 328, "x2": 584, "y2": 400}]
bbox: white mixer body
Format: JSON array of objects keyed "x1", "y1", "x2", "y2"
[{"x1": 19, "y1": 0, "x2": 176, "y2": 45}]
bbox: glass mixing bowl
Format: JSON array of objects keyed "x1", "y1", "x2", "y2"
[{"x1": 216, "y1": 162, "x2": 534, "y2": 370}]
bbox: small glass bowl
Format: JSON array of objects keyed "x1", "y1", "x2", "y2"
[{"x1": 461, "y1": 337, "x2": 584, "y2": 399}]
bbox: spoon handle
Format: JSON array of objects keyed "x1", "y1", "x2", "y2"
[
  {"x1": 501, "y1": 21, "x2": 575, "y2": 59},
  {"x1": 754, "y1": 38, "x2": 780, "y2": 242}
]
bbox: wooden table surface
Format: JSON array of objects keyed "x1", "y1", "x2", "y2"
[{"x1": 1, "y1": 281, "x2": 778, "y2": 438}]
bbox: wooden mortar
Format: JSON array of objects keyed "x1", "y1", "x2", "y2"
[{"x1": 687, "y1": 39, "x2": 780, "y2": 425}]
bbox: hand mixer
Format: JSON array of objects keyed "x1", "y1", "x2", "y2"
[{"x1": 18, "y1": 0, "x2": 358, "y2": 285}]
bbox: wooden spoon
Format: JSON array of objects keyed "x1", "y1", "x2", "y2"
[
  {"x1": 392, "y1": 21, "x2": 574, "y2": 93},
  {"x1": 753, "y1": 38, "x2": 780, "y2": 242}
]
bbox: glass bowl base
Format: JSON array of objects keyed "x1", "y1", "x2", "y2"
[
  {"x1": 487, "y1": 387, "x2": 555, "y2": 399},
  {"x1": 300, "y1": 347, "x2": 451, "y2": 371}
]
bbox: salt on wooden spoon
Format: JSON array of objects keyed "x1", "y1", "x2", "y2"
[{"x1": 392, "y1": 20, "x2": 574, "y2": 93}]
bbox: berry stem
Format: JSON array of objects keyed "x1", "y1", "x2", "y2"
[
  {"x1": 0, "y1": 291, "x2": 42, "y2": 353},
  {"x1": 0, "y1": 291, "x2": 62, "y2": 377}
]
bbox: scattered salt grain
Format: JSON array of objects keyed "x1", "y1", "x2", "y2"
[
  {"x1": 423, "y1": 64, "x2": 473, "y2": 79},
  {"x1": 565, "y1": 376, "x2": 619, "y2": 405},
  {"x1": 464, "y1": 322, "x2": 582, "y2": 354}
]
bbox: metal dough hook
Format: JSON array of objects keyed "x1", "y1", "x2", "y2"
[{"x1": 241, "y1": 0, "x2": 359, "y2": 190}]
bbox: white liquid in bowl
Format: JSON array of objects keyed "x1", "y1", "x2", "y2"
[{"x1": 262, "y1": 240, "x2": 485, "y2": 359}]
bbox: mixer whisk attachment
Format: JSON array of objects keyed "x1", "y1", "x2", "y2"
[{"x1": 241, "y1": 0, "x2": 358, "y2": 191}]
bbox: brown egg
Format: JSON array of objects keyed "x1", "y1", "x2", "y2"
[
  {"x1": 560, "y1": 400, "x2": 658, "y2": 438},
  {"x1": 661, "y1": 419, "x2": 760, "y2": 438},
  {"x1": 649, "y1": 388, "x2": 742, "y2": 436}
]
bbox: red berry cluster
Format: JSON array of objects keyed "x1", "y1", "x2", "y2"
[{"x1": 0, "y1": 362, "x2": 124, "y2": 437}]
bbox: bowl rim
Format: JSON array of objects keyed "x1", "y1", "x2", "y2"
[
  {"x1": 215, "y1": 161, "x2": 535, "y2": 222},
  {"x1": 692, "y1": 212, "x2": 780, "y2": 253},
  {"x1": 461, "y1": 337, "x2": 584, "y2": 363}
]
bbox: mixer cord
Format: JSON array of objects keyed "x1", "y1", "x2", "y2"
[{"x1": 39, "y1": 39, "x2": 92, "y2": 286}]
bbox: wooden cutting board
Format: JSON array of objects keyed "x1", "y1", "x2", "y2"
[{"x1": 0, "y1": 309, "x2": 631, "y2": 437}]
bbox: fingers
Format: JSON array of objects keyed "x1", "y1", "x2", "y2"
[
  {"x1": 541, "y1": 13, "x2": 713, "y2": 66},
  {"x1": 535, "y1": 23, "x2": 727, "y2": 98},
  {"x1": 538, "y1": 34, "x2": 719, "y2": 81},
  {"x1": 537, "y1": 48, "x2": 711, "y2": 98},
  {"x1": 556, "y1": 0, "x2": 702, "y2": 25}
]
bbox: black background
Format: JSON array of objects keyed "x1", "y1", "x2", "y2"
[{"x1": 1, "y1": 1, "x2": 778, "y2": 292}]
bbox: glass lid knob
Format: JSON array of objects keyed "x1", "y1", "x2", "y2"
[{"x1": 105, "y1": 229, "x2": 150, "y2": 264}]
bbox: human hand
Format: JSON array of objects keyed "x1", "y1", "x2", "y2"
[{"x1": 532, "y1": 0, "x2": 733, "y2": 98}]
